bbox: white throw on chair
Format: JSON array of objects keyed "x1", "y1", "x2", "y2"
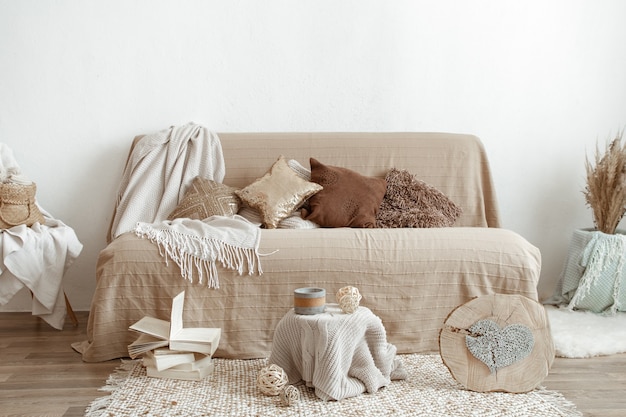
[{"x1": 0, "y1": 143, "x2": 82, "y2": 329}]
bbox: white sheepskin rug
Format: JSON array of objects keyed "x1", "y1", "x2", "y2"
[{"x1": 545, "y1": 305, "x2": 626, "y2": 358}]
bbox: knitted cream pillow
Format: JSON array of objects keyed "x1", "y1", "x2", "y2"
[
  {"x1": 376, "y1": 168, "x2": 462, "y2": 228},
  {"x1": 235, "y1": 155, "x2": 323, "y2": 229},
  {"x1": 238, "y1": 207, "x2": 319, "y2": 229},
  {"x1": 168, "y1": 176, "x2": 241, "y2": 220}
]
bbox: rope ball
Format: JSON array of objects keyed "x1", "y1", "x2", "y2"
[
  {"x1": 279, "y1": 385, "x2": 300, "y2": 406},
  {"x1": 336, "y1": 286, "x2": 362, "y2": 314},
  {"x1": 257, "y1": 364, "x2": 289, "y2": 396}
]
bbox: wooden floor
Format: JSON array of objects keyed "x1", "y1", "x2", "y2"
[{"x1": 0, "y1": 312, "x2": 625, "y2": 417}]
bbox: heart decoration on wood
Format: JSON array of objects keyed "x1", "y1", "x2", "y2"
[{"x1": 465, "y1": 319, "x2": 534, "y2": 373}]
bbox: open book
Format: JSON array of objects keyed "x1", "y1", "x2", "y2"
[{"x1": 128, "y1": 291, "x2": 221, "y2": 358}]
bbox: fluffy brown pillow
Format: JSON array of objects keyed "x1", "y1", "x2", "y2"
[
  {"x1": 303, "y1": 158, "x2": 387, "y2": 228},
  {"x1": 168, "y1": 177, "x2": 241, "y2": 220},
  {"x1": 376, "y1": 168, "x2": 462, "y2": 228},
  {"x1": 235, "y1": 155, "x2": 323, "y2": 229}
]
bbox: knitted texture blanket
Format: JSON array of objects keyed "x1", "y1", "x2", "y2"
[
  {"x1": 547, "y1": 228, "x2": 626, "y2": 314},
  {"x1": 268, "y1": 305, "x2": 406, "y2": 401},
  {"x1": 566, "y1": 230, "x2": 626, "y2": 314},
  {"x1": 109, "y1": 123, "x2": 225, "y2": 243},
  {"x1": 134, "y1": 215, "x2": 262, "y2": 289}
]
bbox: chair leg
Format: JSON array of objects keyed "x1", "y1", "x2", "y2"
[
  {"x1": 64, "y1": 292, "x2": 79, "y2": 327},
  {"x1": 29, "y1": 290, "x2": 79, "y2": 327}
]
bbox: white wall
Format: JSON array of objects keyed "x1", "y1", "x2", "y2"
[{"x1": 1, "y1": 0, "x2": 625, "y2": 311}]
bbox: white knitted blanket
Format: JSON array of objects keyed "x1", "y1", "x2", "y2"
[
  {"x1": 109, "y1": 123, "x2": 225, "y2": 242},
  {"x1": 269, "y1": 305, "x2": 406, "y2": 401},
  {"x1": 134, "y1": 215, "x2": 262, "y2": 289}
]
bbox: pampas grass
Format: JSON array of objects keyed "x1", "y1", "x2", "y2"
[{"x1": 584, "y1": 130, "x2": 626, "y2": 234}]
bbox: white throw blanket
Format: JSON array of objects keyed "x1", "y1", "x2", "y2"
[
  {"x1": 134, "y1": 215, "x2": 262, "y2": 289},
  {"x1": 0, "y1": 143, "x2": 31, "y2": 184},
  {"x1": 109, "y1": 123, "x2": 225, "y2": 242},
  {"x1": 0, "y1": 143, "x2": 83, "y2": 329},
  {"x1": 269, "y1": 305, "x2": 406, "y2": 401}
]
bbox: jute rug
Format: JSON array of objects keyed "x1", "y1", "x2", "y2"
[{"x1": 85, "y1": 354, "x2": 581, "y2": 417}]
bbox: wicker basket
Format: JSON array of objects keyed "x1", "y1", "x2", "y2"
[{"x1": 0, "y1": 182, "x2": 45, "y2": 229}]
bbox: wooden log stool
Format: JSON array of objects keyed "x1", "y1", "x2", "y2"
[{"x1": 439, "y1": 294, "x2": 554, "y2": 393}]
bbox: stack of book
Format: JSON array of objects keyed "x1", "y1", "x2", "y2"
[{"x1": 128, "y1": 291, "x2": 221, "y2": 381}]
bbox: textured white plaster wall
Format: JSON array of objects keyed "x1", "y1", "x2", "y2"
[{"x1": 1, "y1": 0, "x2": 625, "y2": 311}]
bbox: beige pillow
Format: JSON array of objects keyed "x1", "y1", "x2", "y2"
[
  {"x1": 168, "y1": 176, "x2": 240, "y2": 220},
  {"x1": 375, "y1": 168, "x2": 462, "y2": 228},
  {"x1": 235, "y1": 155, "x2": 323, "y2": 229},
  {"x1": 303, "y1": 158, "x2": 387, "y2": 228}
]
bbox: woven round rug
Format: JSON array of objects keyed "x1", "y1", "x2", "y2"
[{"x1": 85, "y1": 354, "x2": 580, "y2": 417}]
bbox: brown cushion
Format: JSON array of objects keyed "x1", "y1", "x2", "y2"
[
  {"x1": 235, "y1": 155, "x2": 323, "y2": 229},
  {"x1": 376, "y1": 168, "x2": 462, "y2": 228},
  {"x1": 303, "y1": 158, "x2": 387, "y2": 228},
  {"x1": 168, "y1": 177, "x2": 240, "y2": 220}
]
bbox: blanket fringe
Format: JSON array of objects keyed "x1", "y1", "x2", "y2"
[
  {"x1": 568, "y1": 232, "x2": 626, "y2": 314},
  {"x1": 84, "y1": 360, "x2": 138, "y2": 417},
  {"x1": 135, "y1": 225, "x2": 262, "y2": 288},
  {"x1": 531, "y1": 386, "x2": 583, "y2": 417}
]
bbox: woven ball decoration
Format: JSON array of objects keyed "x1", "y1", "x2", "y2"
[
  {"x1": 257, "y1": 364, "x2": 289, "y2": 396},
  {"x1": 279, "y1": 385, "x2": 300, "y2": 406},
  {"x1": 336, "y1": 286, "x2": 362, "y2": 314}
]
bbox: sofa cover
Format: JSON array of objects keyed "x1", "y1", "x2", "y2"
[{"x1": 73, "y1": 132, "x2": 541, "y2": 362}]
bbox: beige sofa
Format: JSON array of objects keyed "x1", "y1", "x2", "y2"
[{"x1": 74, "y1": 132, "x2": 541, "y2": 362}]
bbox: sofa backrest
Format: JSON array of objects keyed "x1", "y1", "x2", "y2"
[{"x1": 218, "y1": 132, "x2": 500, "y2": 228}]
